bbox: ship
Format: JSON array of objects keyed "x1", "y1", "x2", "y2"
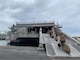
[
  {"x1": 8, "y1": 22, "x2": 80, "y2": 57},
  {"x1": 8, "y1": 22, "x2": 61, "y2": 46}
]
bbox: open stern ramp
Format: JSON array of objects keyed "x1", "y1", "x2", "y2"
[{"x1": 41, "y1": 34, "x2": 80, "y2": 57}]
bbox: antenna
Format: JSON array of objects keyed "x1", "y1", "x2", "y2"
[{"x1": 56, "y1": 21, "x2": 58, "y2": 27}]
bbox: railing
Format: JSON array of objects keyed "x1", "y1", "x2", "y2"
[{"x1": 16, "y1": 21, "x2": 54, "y2": 24}]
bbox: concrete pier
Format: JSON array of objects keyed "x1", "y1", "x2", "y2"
[
  {"x1": 0, "y1": 46, "x2": 80, "y2": 60},
  {"x1": 0, "y1": 46, "x2": 51, "y2": 60}
]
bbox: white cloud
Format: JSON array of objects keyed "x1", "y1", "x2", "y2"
[{"x1": 0, "y1": 0, "x2": 80, "y2": 36}]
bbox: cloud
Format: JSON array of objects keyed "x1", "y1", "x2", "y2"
[{"x1": 0, "y1": 0, "x2": 80, "y2": 36}]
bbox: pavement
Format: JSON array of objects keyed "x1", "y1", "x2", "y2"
[
  {"x1": 0, "y1": 46, "x2": 51, "y2": 60},
  {"x1": 0, "y1": 46, "x2": 80, "y2": 60}
]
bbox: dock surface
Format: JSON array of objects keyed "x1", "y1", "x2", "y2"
[
  {"x1": 0, "y1": 46, "x2": 50, "y2": 60},
  {"x1": 0, "y1": 46, "x2": 80, "y2": 60}
]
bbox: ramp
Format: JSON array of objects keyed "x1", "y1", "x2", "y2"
[
  {"x1": 64, "y1": 33, "x2": 80, "y2": 45},
  {"x1": 69, "y1": 44, "x2": 80, "y2": 57},
  {"x1": 45, "y1": 43, "x2": 55, "y2": 56},
  {"x1": 43, "y1": 34, "x2": 55, "y2": 56},
  {"x1": 42, "y1": 34, "x2": 80, "y2": 57},
  {"x1": 51, "y1": 40, "x2": 69, "y2": 57}
]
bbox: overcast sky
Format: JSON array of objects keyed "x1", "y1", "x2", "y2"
[{"x1": 0, "y1": 0, "x2": 80, "y2": 36}]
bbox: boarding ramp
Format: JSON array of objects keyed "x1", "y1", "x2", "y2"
[
  {"x1": 64, "y1": 33, "x2": 80, "y2": 46},
  {"x1": 64, "y1": 33, "x2": 80, "y2": 54},
  {"x1": 39, "y1": 33, "x2": 80, "y2": 57}
]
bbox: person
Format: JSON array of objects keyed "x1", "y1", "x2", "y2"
[
  {"x1": 63, "y1": 44, "x2": 70, "y2": 54},
  {"x1": 60, "y1": 32, "x2": 66, "y2": 45},
  {"x1": 47, "y1": 30, "x2": 53, "y2": 36}
]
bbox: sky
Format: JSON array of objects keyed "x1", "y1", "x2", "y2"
[{"x1": 0, "y1": 0, "x2": 80, "y2": 36}]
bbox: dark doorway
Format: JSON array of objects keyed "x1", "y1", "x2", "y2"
[{"x1": 42, "y1": 26, "x2": 52, "y2": 33}]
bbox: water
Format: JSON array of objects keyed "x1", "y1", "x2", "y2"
[{"x1": 0, "y1": 40, "x2": 10, "y2": 46}]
